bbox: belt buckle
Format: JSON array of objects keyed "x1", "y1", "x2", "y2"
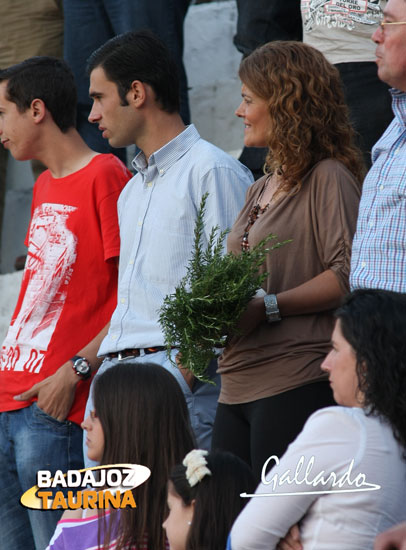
[
  {"x1": 117, "y1": 351, "x2": 134, "y2": 361},
  {"x1": 117, "y1": 349, "x2": 139, "y2": 361}
]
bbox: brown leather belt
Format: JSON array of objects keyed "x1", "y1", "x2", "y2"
[{"x1": 107, "y1": 347, "x2": 168, "y2": 360}]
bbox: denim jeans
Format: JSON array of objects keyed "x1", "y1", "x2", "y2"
[
  {"x1": 63, "y1": 0, "x2": 191, "y2": 162},
  {"x1": 0, "y1": 404, "x2": 83, "y2": 550},
  {"x1": 84, "y1": 350, "x2": 220, "y2": 467},
  {"x1": 234, "y1": 0, "x2": 302, "y2": 56}
]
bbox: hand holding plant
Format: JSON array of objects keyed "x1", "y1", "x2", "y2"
[{"x1": 159, "y1": 193, "x2": 289, "y2": 384}]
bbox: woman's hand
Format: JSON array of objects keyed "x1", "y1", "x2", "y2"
[
  {"x1": 234, "y1": 296, "x2": 267, "y2": 336},
  {"x1": 277, "y1": 524, "x2": 303, "y2": 550},
  {"x1": 374, "y1": 522, "x2": 406, "y2": 550}
]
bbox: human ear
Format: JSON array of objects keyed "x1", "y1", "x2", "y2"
[
  {"x1": 30, "y1": 98, "x2": 46, "y2": 124},
  {"x1": 128, "y1": 80, "x2": 147, "y2": 108},
  {"x1": 187, "y1": 499, "x2": 195, "y2": 524}
]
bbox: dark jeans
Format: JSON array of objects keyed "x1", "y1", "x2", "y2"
[
  {"x1": 336, "y1": 61, "x2": 394, "y2": 169},
  {"x1": 212, "y1": 381, "x2": 335, "y2": 482},
  {"x1": 234, "y1": 0, "x2": 302, "y2": 56},
  {"x1": 63, "y1": 0, "x2": 191, "y2": 162}
]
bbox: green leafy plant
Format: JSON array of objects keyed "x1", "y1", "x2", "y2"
[{"x1": 159, "y1": 192, "x2": 289, "y2": 384}]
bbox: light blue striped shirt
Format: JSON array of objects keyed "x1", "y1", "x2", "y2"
[
  {"x1": 99, "y1": 124, "x2": 253, "y2": 354},
  {"x1": 350, "y1": 89, "x2": 406, "y2": 292}
]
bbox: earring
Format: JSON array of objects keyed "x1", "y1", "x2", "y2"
[{"x1": 187, "y1": 521, "x2": 192, "y2": 526}]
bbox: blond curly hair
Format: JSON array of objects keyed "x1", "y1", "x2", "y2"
[{"x1": 239, "y1": 41, "x2": 365, "y2": 190}]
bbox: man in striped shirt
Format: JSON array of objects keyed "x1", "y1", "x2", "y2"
[{"x1": 350, "y1": 0, "x2": 406, "y2": 292}]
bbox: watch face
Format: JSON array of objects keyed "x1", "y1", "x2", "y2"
[
  {"x1": 76, "y1": 361, "x2": 89, "y2": 374},
  {"x1": 73, "y1": 357, "x2": 91, "y2": 378}
]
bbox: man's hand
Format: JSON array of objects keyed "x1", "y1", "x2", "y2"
[
  {"x1": 375, "y1": 522, "x2": 406, "y2": 550},
  {"x1": 277, "y1": 524, "x2": 303, "y2": 550},
  {"x1": 175, "y1": 353, "x2": 195, "y2": 390},
  {"x1": 14, "y1": 361, "x2": 79, "y2": 421}
]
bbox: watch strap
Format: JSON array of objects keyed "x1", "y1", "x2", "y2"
[{"x1": 264, "y1": 294, "x2": 281, "y2": 323}]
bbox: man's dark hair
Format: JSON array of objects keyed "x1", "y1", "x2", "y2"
[
  {"x1": 0, "y1": 56, "x2": 77, "y2": 133},
  {"x1": 87, "y1": 30, "x2": 180, "y2": 114}
]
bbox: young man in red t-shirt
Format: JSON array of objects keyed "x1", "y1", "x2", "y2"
[{"x1": 0, "y1": 57, "x2": 131, "y2": 549}]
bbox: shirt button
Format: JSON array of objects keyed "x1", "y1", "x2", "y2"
[
  {"x1": 111, "y1": 334, "x2": 118, "y2": 341},
  {"x1": 368, "y1": 221, "x2": 374, "y2": 228},
  {"x1": 120, "y1": 298, "x2": 125, "y2": 304},
  {"x1": 129, "y1": 259, "x2": 134, "y2": 265},
  {"x1": 147, "y1": 182, "x2": 152, "y2": 187},
  {"x1": 137, "y1": 220, "x2": 142, "y2": 226},
  {"x1": 394, "y1": 148, "x2": 399, "y2": 155},
  {"x1": 361, "y1": 261, "x2": 366, "y2": 268},
  {"x1": 159, "y1": 169, "x2": 164, "y2": 175},
  {"x1": 379, "y1": 184, "x2": 384, "y2": 190}
]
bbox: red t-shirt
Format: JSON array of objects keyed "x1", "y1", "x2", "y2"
[{"x1": 0, "y1": 154, "x2": 131, "y2": 424}]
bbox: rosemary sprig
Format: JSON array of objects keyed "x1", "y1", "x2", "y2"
[{"x1": 159, "y1": 193, "x2": 289, "y2": 384}]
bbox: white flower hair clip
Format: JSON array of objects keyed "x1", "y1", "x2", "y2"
[{"x1": 183, "y1": 449, "x2": 212, "y2": 487}]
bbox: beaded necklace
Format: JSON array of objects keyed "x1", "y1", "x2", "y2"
[{"x1": 241, "y1": 176, "x2": 271, "y2": 251}]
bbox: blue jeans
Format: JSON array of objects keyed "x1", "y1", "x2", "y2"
[
  {"x1": 84, "y1": 350, "x2": 220, "y2": 467},
  {"x1": 63, "y1": 0, "x2": 191, "y2": 160},
  {"x1": 0, "y1": 404, "x2": 83, "y2": 550}
]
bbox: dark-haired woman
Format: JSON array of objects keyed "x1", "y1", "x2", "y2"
[
  {"x1": 47, "y1": 362, "x2": 194, "y2": 550},
  {"x1": 229, "y1": 289, "x2": 406, "y2": 549},
  {"x1": 212, "y1": 41, "x2": 364, "y2": 479},
  {"x1": 163, "y1": 449, "x2": 255, "y2": 550}
]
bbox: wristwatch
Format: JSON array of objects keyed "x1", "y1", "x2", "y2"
[
  {"x1": 264, "y1": 294, "x2": 281, "y2": 323},
  {"x1": 71, "y1": 356, "x2": 92, "y2": 380}
]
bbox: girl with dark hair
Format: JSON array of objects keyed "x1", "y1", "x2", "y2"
[
  {"x1": 47, "y1": 362, "x2": 195, "y2": 550},
  {"x1": 229, "y1": 289, "x2": 406, "y2": 549},
  {"x1": 163, "y1": 449, "x2": 255, "y2": 550},
  {"x1": 213, "y1": 41, "x2": 364, "y2": 479}
]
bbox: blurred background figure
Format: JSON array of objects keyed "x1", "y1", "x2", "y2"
[
  {"x1": 63, "y1": 0, "x2": 191, "y2": 165},
  {"x1": 301, "y1": 0, "x2": 393, "y2": 168}
]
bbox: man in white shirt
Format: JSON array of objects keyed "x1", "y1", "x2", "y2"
[{"x1": 86, "y1": 31, "x2": 253, "y2": 451}]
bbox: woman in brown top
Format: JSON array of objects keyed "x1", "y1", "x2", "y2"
[{"x1": 212, "y1": 41, "x2": 364, "y2": 480}]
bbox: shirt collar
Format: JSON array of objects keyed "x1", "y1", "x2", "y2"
[
  {"x1": 390, "y1": 88, "x2": 406, "y2": 128},
  {"x1": 131, "y1": 124, "x2": 201, "y2": 175}
]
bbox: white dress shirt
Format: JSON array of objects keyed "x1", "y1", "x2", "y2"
[{"x1": 99, "y1": 124, "x2": 253, "y2": 354}]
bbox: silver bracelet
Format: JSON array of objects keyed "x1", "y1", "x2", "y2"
[{"x1": 264, "y1": 294, "x2": 281, "y2": 323}]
